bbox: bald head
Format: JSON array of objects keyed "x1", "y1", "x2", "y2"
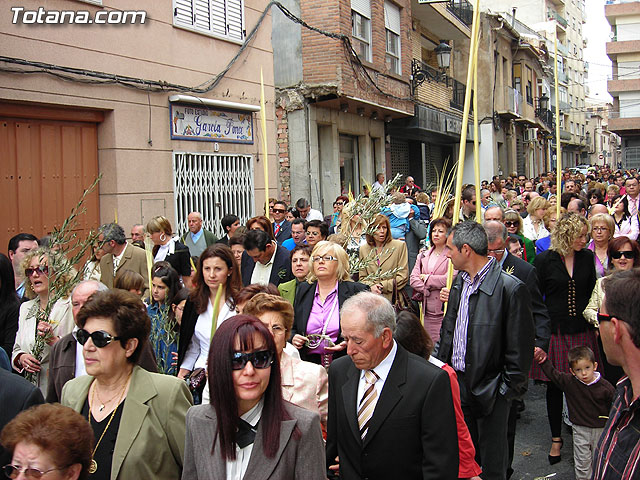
[
  {"x1": 188, "y1": 212, "x2": 203, "y2": 234},
  {"x1": 589, "y1": 204, "x2": 609, "y2": 219},
  {"x1": 71, "y1": 280, "x2": 108, "y2": 322},
  {"x1": 484, "y1": 206, "x2": 505, "y2": 222},
  {"x1": 484, "y1": 220, "x2": 508, "y2": 244}
]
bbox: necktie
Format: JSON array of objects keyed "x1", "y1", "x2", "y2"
[
  {"x1": 236, "y1": 419, "x2": 258, "y2": 448},
  {"x1": 631, "y1": 198, "x2": 638, "y2": 217},
  {"x1": 357, "y1": 370, "x2": 379, "y2": 439},
  {"x1": 274, "y1": 223, "x2": 281, "y2": 237}
]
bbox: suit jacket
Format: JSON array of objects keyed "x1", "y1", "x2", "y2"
[
  {"x1": 182, "y1": 401, "x2": 326, "y2": 480},
  {"x1": 240, "y1": 244, "x2": 294, "y2": 287},
  {"x1": 62, "y1": 365, "x2": 193, "y2": 480},
  {"x1": 0, "y1": 368, "x2": 44, "y2": 466},
  {"x1": 280, "y1": 352, "x2": 328, "y2": 428},
  {"x1": 358, "y1": 240, "x2": 409, "y2": 301},
  {"x1": 326, "y1": 345, "x2": 459, "y2": 480},
  {"x1": 502, "y1": 252, "x2": 551, "y2": 351},
  {"x1": 273, "y1": 220, "x2": 292, "y2": 244},
  {"x1": 292, "y1": 281, "x2": 369, "y2": 363},
  {"x1": 100, "y1": 242, "x2": 149, "y2": 291},
  {"x1": 46, "y1": 333, "x2": 159, "y2": 403},
  {"x1": 437, "y1": 260, "x2": 534, "y2": 415},
  {"x1": 277, "y1": 279, "x2": 298, "y2": 305},
  {"x1": 216, "y1": 235, "x2": 230, "y2": 245},
  {"x1": 180, "y1": 229, "x2": 217, "y2": 246}
]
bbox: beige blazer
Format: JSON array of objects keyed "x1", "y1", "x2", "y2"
[
  {"x1": 61, "y1": 365, "x2": 193, "y2": 480},
  {"x1": 583, "y1": 276, "x2": 604, "y2": 327},
  {"x1": 359, "y1": 239, "x2": 409, "y2": 300},
  {"x1": 100, "y1": 243, "x2": 149, "y2": 291},
  {"x1": 182, "y1": 401, "x2": 326, "y2": 480},
  {"x1": 12, "y1": 297, "x2": 74, "y2": 394},
  {"x1": 280, "y1": 352, "x2": 328, "y2": 428}
]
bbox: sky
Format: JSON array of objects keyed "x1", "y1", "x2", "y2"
[{"x1": 583, "y1": 0, "x2": 613, "y2": 103}]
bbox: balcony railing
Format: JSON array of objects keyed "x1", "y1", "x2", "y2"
[
  {"x1": 451, "y1": 78, "x2": 472, "y2": 111},
  {"x1": 558, "y1": 71, "x2": 568, "y2": 84},
  {"x1": 411, "y1": 58, "x2": 451, "y2": 95},
  {"x1": 535, "y1": 104, "x2": 554, "y2": 130},
  {"x1": 504, "y1": 86, "x2": 522, "y2": 115},
  {"x1": 560, "y1": 129, "x2": 572, "y2": 141},
  {"x1": 447, "y1": 0, "x2": 473, "y2": 27},
  {"x1": 548, "y1": 9, "x2": 568, "y2": 28}
]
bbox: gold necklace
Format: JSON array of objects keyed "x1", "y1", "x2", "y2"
[
  {"x1": 93, "y1": 385, "x2": 123, "y2": 412},
  {"x1": 87, "y1": 371, "x2": 132, "y2": 475}
]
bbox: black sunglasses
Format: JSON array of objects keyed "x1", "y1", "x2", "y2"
[
  {"x1": 74, "y1": 329, "x2": 121, "y2": 348},
  {"x1": 611, "y1": 250, "x2": 636, "y2": 260},
  {"x1": 25, "y1": 266, "x2": 49, "y2": 277},
  {"x1": 231, "y1": 350, "x2": 274, "y2": 370},
  {"x1": 504, "y1": 221, "x2": 518, "y2": 227},
  {"x1": 597, "y1": 312, "x2": 613, "y2": 324},
  {"x1": 272, "y1": 208, "x2": 286, "y2": 213}
]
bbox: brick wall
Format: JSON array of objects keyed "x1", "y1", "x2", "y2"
[
  {"x1": 301, "y1": 0, "x2": 413, "y2": 114},
  {"x1": 275, "y1": 100, "x2": 291, "y2": 203}
]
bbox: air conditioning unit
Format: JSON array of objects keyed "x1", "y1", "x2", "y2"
[{"x1": 524, "y1": 128, "x2": 538, "y2": 142}]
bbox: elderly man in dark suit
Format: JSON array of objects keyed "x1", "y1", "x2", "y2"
[
  {"x1": 47, "y1": 280, "x2": 157, "y2": 403},
  {"x1": 326, "y1": 291, "x2": 458, "y2": 480},
  {"x1": 241, "y1": 229, "x2": 293, "y2": 287},
  {"x1": 484, "y1": 220, "x2": 551, "y2": 479}
]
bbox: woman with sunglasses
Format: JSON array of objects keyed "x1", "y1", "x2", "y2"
[
  {"x1": 243, "y1": 294, "x2": 328, "y2": 430},
  {"x1": 61, "y1": 289, "x2": 192, "y2": 480},
  {"x1": 1, "y1": 403, "x2": 93, "y2": 480},
  {"x1": 503, "y1": 209, "x2": 536, "y2": 264},
  {"x1": 583, "y1": 235, "x2": 640, "y2": 384},
  {"x1": 533, "y1": 213, "x2": 598, "y2": 465},
  {"x1": 182, "y1": 315, "x2": 325, "y2": 480},
  {"x1": 12, "y1": 248, "x2": 75, "y2": 394},
  {"x1": 178, "y1": 245, "x2": 242, "y2": 402},
  {"x1": 291, "y1": 241, "x2": 368, "y2": 367},
  {"x1": 588, "y1": 213, "x2": 616, "y2": 278},
  {"x1": 611, "y1": 194, "x2": 639, "y2": 241}
]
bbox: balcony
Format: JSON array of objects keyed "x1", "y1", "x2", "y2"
[
  {"x1": 608, "y1": 77, "x2": 640, "y2": 94},
  {"x1": 412, "y1": 0, "x2": 471, "y2": 41},
  {"x1": 560, "y1": 129, "x2": 572, "y2": 141},
  {"x1": 558, "y1": 70, "x2": 569, "y2": 84},
  {"x1": 451, "y1": 78, "x2": 472, "y2": 112},
  {"x1": 446, "y1": 0, "x2": 473, "y2": 27},
  {"x1": 557, "y1": 42, "x2": 570, "y2": 56},
  {"x1": 607, "y1": 39, "x2": 640, "y2": 60},
  {"x1": 609, "y1": 111, "x2": 640, "y2": 134},
  {"x1": 498, "y1": 86, "x2": 521, "y2": 119},
  {"x1": 535, "y1": 105, "x2": 555, "y2": 131},
  {"x1": 548, "y1": 9, "x2": 568, "y2": 28}
]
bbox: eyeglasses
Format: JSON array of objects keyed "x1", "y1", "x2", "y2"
[
  {"x1": 335, "y1": 202, "x2": 344, "y2": 206},
  {"x1": 272, "y1": 208, "x2": 286, "y2": 213},
  {"x1": 3, "y1": 464, "x2": 65, "y2": 479},
  {"x1": 25, "y1": 266, "x2": 49, "y2": 277},
  {"x1": 488, "y1": 248, "x2": 505, "y2": 255},
  {"x1": 306, "y1": 231, "x2": 321, "y2": 237},
  {"x1": 597, "y1": 312, "x2": 613, "y2": 324},
  {"x1": 305, "y1": 334, "x2": 335, "y2": 349},
  {"x1": 504, "y1": 221, "x2": 519, "y2": 227},
  {"x1": 592, "y1": 226, "x2": 609, "y2": 232},
  {"x1": 312, "y1": 255, "x2": 338, "y2": 262},
  {"x1": 611, "y1": 250, "x2": 636, "y2": 259},
  {"x1": 74, "y1": 329, "x2": 121, "y2": 348},
  {"x1": 231, "y1": 350, "x2": 274, "y2": 370}
]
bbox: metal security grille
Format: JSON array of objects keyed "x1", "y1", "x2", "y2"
[
  {"x1": 173, "y1": 152, "x2": 254, "y2": 238},
  {"x1": 390, "y1": 137, "x2": 410, "y2": 180},
  {"x1": 424, "y1": 143, "x2": 441, "y2": 190}
]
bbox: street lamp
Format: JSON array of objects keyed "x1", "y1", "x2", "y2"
[
  {"x1": 539, "y1": 93, "x2": 549, "y2": 111},
  {"x1": 435, "y1": 41, "x2": 452, "y2": 70}
]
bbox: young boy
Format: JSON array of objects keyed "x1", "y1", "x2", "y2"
[{"x1": 534, "y1": 346, "x2": 615, "y2": 480}]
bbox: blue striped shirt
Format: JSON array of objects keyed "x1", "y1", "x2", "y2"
[{"x1": 451, "y1": 257, "x2": 495, "y2": 372}]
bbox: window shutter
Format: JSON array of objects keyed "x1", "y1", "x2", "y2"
[
  {"x1": 194, "y1": 0, "x2": 211, "y2": 30},
  {"x1": 384, "y1": 1, "x2": 400, "y2": 34},
  {"x1": 227, "y1": 0, "x2": 244, "y2": 40},
  {"x1": 174, "y1": 0, "x2": 194, "y2": 27},
  {"x1": 351, "y1": 0, "x2": 371, "y2": 18},
  {"x1": 211, "y1": 0, "x2": 227, "y2": 36}
]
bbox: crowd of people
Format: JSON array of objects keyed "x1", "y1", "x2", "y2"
[{"x1": 0, "y1": 166, "x2": 639, "y2": 480}]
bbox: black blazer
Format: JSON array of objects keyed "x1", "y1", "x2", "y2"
[
  {"x1": 533, "y1": 248, "x2": 596, "y2": 334},
  {"x1": 326, "y1": 345, "x2": 459, "y2": 480},
  {"x1": 240, "y1": 244, "x2": 294, "y2": 287},
  {"x1": 273, "y1": 220, "x2": 292, "y2": 244},
  {"x1": 503, "y1": 252, "x2": 551, "y2": 351},
  {"x1": 0, "y1": 298, "x2": 19, "y2": 359},
  {"x1": 0, "y1": 368, "x2": 44, "y2": 465},
  {"x1": 177, "y1": 299, "x2": 200, "y2": 367},
  {"x1": 292, "y1": 281, "x2": 369, "y2": 362},
  {"x1": 153, "y1": 241, "x2": 191, "y2": 276}
]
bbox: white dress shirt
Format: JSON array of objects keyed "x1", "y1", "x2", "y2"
[
  {"x1": 356, "y1": 340, "x2": 398, "y2": 406},
  {"x1": 226, "y1": 399, "x2": 263, "y2": 480},
  {"x1": 250, "y1": 245, "x2": 277, "y2": 285},
  {"x1": 73, "y1": 326, "x2": 87, "y2": 378}
]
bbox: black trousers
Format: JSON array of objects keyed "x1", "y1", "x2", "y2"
[{"x1": 457, "y1": 372, "x2": 512, "y2": 480}]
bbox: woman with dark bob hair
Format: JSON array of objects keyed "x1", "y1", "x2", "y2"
[
  {"x1": 1, "y1": 403, "x2": 94, "y2": 480},
  {"x1": 182, "y1": 315, "x2": 325, "y2": 479},
  {"x1": 61, "y1": 289, "x2": 192, "y2": 480}
]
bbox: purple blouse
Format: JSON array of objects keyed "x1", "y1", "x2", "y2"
[
  {"x1": 588, "y1": 241, "x2": 607, "y2": 279},
  {"x1": 306, "y1": 281, "x2": 340, "y2": 355}
]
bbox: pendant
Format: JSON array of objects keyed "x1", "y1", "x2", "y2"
[
  {"x1": 99, "y1": 404, "x2": 105, "y2": 412},
  {"x1": 89, "y1": 459, "x2": 98, "y2": 474}
]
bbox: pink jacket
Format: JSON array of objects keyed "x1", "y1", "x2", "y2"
[
  {"x1": 409, "y1": 248, "x2": 455, "y2": 316},
  {"x1": 280, "y1": 351, "x2": 328, "y2": 428}
]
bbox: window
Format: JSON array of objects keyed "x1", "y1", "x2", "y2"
[
  {"x1": 384, "y1": 1, "x2": 401, "y2": 74},
  {"x1": 173, "y1": 152, "x2": 255, "y2": 238},
  {"x1": 570, "y1": 122, "x2": 574, "y2": 134},
  {"x1": 351, "y1": 0, "x2": 371, "y2": 62},
  {"x1": 513, "y1": 63, "x2": 522, "y2": 95},
  {"x1": 173, "y1": 0, "x2": 245, "y2": 42},
  {"x1": 525, "y1": 66, "x2": 533, "y2": 105}
]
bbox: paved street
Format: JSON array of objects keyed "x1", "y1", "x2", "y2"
[{"x1": 512, "y1": 381, "x2": 577, "y2": 480}]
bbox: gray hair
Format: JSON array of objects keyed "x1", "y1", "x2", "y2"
[
  {"x1": 340, "y1": 291, "x2": 396, "y2": 337},
  {"x1": 71, "y1": 280, "x2": 108, "y2": 299},
  {"x1": 484, "y1": 205, "x2": 505, "y2": 221},
  {"x1": 295, "y1": 198, "x2": 310, "y2": 210},
  {"x1": 484, "y1": 220, "x2": 508, "y2": 243},
  {"x1": 481, "y1": 188, "x2": 490, "y2": 196},
  {"x1": 100, "y1": 223, "x2": 126, "y2": 245},
  {"x1": 450, "y1": 221, "x2": 488, "y2": 256}
]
